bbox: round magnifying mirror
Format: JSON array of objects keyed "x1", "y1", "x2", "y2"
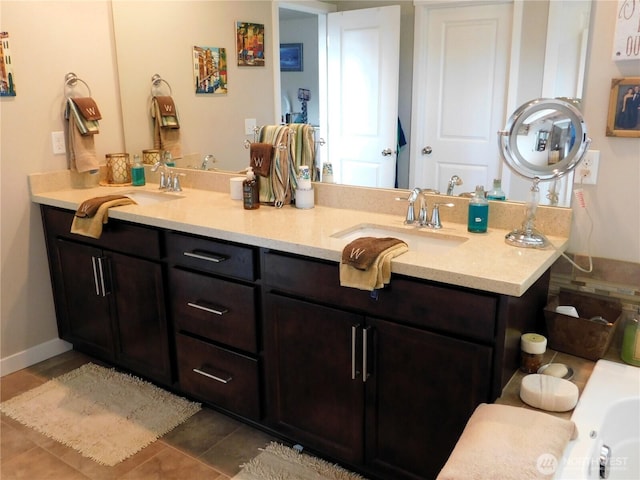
[{"x1": 498, "y1": 98, "x2": 591, "y2": 248}]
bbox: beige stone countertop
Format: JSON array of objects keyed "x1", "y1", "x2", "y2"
[{"x1": 29, "y1": 171, "x2": 569, "y2": 297}]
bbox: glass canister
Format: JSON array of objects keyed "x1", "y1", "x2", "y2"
[
  {"x1": 106, "y1": 153, "x2": 131, "y2": 184},
  {"x1": 142, "y1": 149, "x2": 161, "y2": 165},
  {"x1": 520, "y1": 333, "x2": 547, "y2": 373}
]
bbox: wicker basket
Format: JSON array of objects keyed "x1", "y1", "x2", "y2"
[{"x1": 544, "y1": 290, "x2": 622, "y2": 361}]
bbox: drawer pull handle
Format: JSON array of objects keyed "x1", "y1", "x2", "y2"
[
  {"x1": 187, "y1": 301, "x2": 228, "y2": 316},
  {"x1": 183, "y1": 250, "x2": 228, "y2": 263},
  {"x1": 193, "y1": 367, "x2": 233, "y2": 384}
]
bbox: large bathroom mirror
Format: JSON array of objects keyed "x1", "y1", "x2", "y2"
[{"x1": 111, "y1": 0, "x2": 592, "y2": 206}]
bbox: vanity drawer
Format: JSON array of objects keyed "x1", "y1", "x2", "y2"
[
  {"x1": 167, "y1": 232, "x2": 257, "y2": 281},
  {"x1": 170, "y1": 268, "x2": 258, "y2": 353},
  {"x1": 176, "y1": 334, "x2": 260, "y2": 420},
  {"x1": 42, "y1": 205, "x2": 162, "y2": 259},
  {"x1": 262, "y1": 250, "x2": 498, "y2": 342}
]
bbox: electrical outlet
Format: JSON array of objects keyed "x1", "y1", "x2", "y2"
[
  {"x1": 576, "y1": 149, "x2": 599, "y2": 185},
  {"x1": 244, "y1": 118, "x2": 257, "y2": 135},
  {"x1": 51, "y1": 131, "x2": 66, "y2": 154}
]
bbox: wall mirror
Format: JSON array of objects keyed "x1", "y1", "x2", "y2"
[{"x1": 112, "y1": 0, "x2": 592, "y2": 207}]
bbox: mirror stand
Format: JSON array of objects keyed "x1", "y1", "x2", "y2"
[
  {"x1": 505, "y1": 177, "x2": 548, "y2": 248},
  {"x1": 499, "y1": 98, "x2": 590, "y2": 249}
]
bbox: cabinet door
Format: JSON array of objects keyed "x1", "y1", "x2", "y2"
[
  {"x1": 56, "y1": 239, "x2": 114, "y2": 359},
  {"x1": 365, "y1": 317, "x2": 492, "y2": 480},
  {"x1": 109, "y1": 251, "x2": 171, "y2": 384},
  {"x1": 263, "y1": 294, "x2": 365, "y2": 464}
]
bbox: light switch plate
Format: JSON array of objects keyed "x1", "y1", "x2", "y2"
[
  {"x1": 52, "y1": 131, "x2": 66, "y2": 154},
  {"x1": 244, "y1": 118, "x2": 257, "y2": 135}
]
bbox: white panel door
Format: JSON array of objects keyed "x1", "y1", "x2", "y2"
[
  {"x1": 410, "y1": 2, "x2": 512, "y2": 195},
  {"x1": 327, "y1": 6, "x2": 400, "y2": 188}
]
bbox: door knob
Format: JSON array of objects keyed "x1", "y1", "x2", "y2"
[
  {"x1": 422, "y1": 146, "x2": 433, "y2": 155},
  {"x1": 381, "y1": 148, "x2": 394, "y2": 156}
]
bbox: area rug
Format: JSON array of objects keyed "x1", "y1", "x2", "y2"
[
  {"x1": 0, "y1": 362, "x2": 200, "y2": 466},
  {"x1": 232, "y1": 442, "x2": 367, "y2": 480}
]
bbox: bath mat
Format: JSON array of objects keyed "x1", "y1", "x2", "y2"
[
  {"x1": 232, "y1": 441, "x2": 367, "y2": 480},
  {"x1": 0, "y1": 363, "x2": 200, "y2": 466}
]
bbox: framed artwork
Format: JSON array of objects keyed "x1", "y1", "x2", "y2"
[
  {"x1": 0, "y1": 32, "x2": 16, "y2": 96},
  {"x1": 236, "y1": 22, "x2": 265, "y2": 67},
  {"x1": 606, "y1": 77, "x2": 640, "y2": 137},
  {"x1": 193, "y1": 46, "x2": 227, "y2": 95},
  {"x1": 280, "y1": 43, "x2": 303, "y2": 72}
]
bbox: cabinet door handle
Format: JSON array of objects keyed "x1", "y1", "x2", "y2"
[
  {"x1": 183, "y1": 250, "x2": 228, "y2": 263},
  {"x1": 187, "y1": 301, "x2": 228, "y2": 316},
  {"x1": 91, "y1": 256, "x2": 109, "y2": 297},
  {"x1": 91, "y1": 256, "x2": 101, "y2": 296},
  {"x1": 362, "y1": 326, "x2": 371, "y2": 383},
  {"x1": 193, "y1": 367, "x2": 233, "y2": 384},
  {"x1": 351, "y1": 325, "x2": 361, "y2": 380}
]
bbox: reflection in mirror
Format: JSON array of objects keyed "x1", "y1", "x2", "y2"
[
  {"x1": 499, "y1": 98, "x2": 591, "y2": 248},
  {"x1": 111, "y1": 0, "x2": 592, "y2": 206}
]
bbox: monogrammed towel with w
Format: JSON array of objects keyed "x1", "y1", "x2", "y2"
[{"x1": 339, "y1": 237, "x2": 408, "y2": 291}]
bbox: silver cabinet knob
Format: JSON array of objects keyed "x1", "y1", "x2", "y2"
[
  {"x1": 422, "y1": 146, "x2": 433, "y2": 155},
  {"x1": 381, "y1": 148, "x2": 394, "y2": 156}
]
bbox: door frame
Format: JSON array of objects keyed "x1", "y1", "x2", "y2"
[{"x1": 271, "y1": 1, "x2": 336, "y2": 141}]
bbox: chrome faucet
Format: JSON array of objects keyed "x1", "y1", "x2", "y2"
[
  {"x1": 415, "y1": 190, "x2": 455, "y2": 229},
  {"x1": 201, "y1": 154, "x2": 216, "y2": 170},
  {"x1": 447, "y1": 175, "x2": 463, "y2": 196}
]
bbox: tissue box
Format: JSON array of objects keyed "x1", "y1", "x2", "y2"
[{"x1": 544, "y1": 290, "x2": 622, "y2": 361}]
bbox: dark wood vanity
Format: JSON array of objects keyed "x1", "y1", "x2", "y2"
[{"x1": 40, "y1": 204, "x2": 550, "y2": 480}]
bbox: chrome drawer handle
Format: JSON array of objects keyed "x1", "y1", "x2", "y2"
[
  {"x1": 193, "y1": 368, "x2": 233, "y2": 384},
  {"x1": 183, "y1": 251, "x2": 228, "y2": 263},
  {"x1": 187, "y1": 302, "x2": 228, "y2": 316}
]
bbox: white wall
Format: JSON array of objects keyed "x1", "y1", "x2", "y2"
[
  {"x1": 1, "y1": 0, "x2": 638, "y2": 374},
  {"x1": 280, "y1": 15, "x2": 320, "y2": 125},
  {"x1": 1, "y1": 1, "x2": 124, "y2": 372},
  {"x1": 569, "y1": 0, "x2": 640, "y2": 262},
  {"x1": 112, "y1": 1, "x2": 275, "y2": 172}
]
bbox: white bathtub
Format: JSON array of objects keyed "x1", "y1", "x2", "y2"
[{"x1": 555, "y1": 359, "x2": 640, "y2": 479}]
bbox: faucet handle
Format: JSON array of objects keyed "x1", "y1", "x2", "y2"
[
  {"x1": 172, "y1": 172, "x2": 186, "y2": 192},
  {"x1": 430, "y1": 202, "x2": 455, "y2": 229}
]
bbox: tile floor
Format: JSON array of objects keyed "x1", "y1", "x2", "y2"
[{"x1": 0, "y1": 350, "x2": 276, "y2": 480}]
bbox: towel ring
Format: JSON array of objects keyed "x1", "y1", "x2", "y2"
[
  {"x1": 150, "y1": 74, "x2": 173, "y2": 96},
  {"x1": 64, "y1": 72, "x2": 92, "y2": 98}
]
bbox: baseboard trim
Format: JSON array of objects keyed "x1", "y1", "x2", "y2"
[{"x1": 1, "y1": 338, "x2": 72, "y2": 377}]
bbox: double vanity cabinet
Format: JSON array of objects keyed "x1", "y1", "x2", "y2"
[{"x1": 39, "y1": 202, "x2": 550, "y2": 480}]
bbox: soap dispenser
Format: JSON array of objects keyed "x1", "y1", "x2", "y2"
[
  {"x1": 486, "y1": 178, "x2": 505, "y2": 200},
  {"x1": 621, "y1": 309, "x2": 640, "y2": 366},
  {"x1": 243, "y1": 167, "x2": 260, "y2": 210},
  {"x1": 468, "y1": 185, "x2": 489, "y2": 233},
  {"x1": 131, "y1": 154, "x2": 145, "y2": 186}
]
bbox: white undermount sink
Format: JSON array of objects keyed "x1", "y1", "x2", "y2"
[
  {"x1": 122, "y1": 190, "x2": 185, "y2": 206},
  {"x1": 331, "y1": 223, "x2": 467, "y2": 255}
]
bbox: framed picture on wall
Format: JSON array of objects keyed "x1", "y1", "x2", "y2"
[
  {"x1": 236, "y1": 22, "x2": 265, "y2": 67},
  {"x1": 280, "y1": 43, "x2": 303, "y2": 72},
  {"x1": 193, "y1": 46, "x2": 227, "y2": 94},
  {"x1": 606, "y1": 77, "x2": 640, "y2": 137}
]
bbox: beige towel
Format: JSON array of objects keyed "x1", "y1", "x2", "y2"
[
  {"x1": 151, "y1": 96, "x2": 182, "y2": 159},
  {"x1": 437, "y1": 403, "x2": 578, "y2": 480},
  {"x1": 71, "y1": 197, "x2": 136, "y2": 239},
  {"x1": 65, "y1": 98, "x2": 100, "y2": 172},
  {"x1": 340, "y1": 240, "x2": 408, "y2": 291}
]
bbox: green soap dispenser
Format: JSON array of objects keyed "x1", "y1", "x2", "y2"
[
  {"x1": 131, "y1": 154, "x2": 145, "y2": 186},
  {"x1": 468, "y1": 185, "x2": 489, "y2": 233},
  {"x1": 621, "y1": 309, "x2": 640, "y2": 366}
]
